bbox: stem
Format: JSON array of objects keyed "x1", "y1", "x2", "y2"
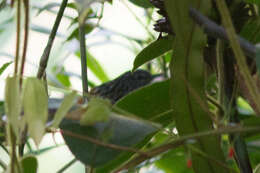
[
  {"x1": 57, "y1": 158, "x2": 77, "y2": 173},
  {"x1": 37, "y1": 0, "x2": 68, "y2": 79},
  {"x1": 215, "y1": 0, "x2": 260, "y2": 114},
  {"x1": 14, "y1": 0, "x2": 21, "y2": 75},
  {"x1": 61, "y1": 129, "x2": 149, "y2": 156},
  {"x1": 78, "y1": 21, "x2": 88, "y2": 99},
  {"x1": 19, "y1": 0, "x2": 30, "y2": 85}
]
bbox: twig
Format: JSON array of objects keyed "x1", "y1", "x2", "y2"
[
  {"x1": 57, "y1": 158, "x2": 77, "y2": 173},
  {"x1": 78, "y1": 22, "x2": 88, "y2": 99},
  {"x1": 37, "y1": 0, "x2": 68, "y2": 79},
  {"x1": 14, "y1": 0, "x2": 21, "y2": 75},
  {"x1": 19, "y1": 0, "x2": 30, "y2": 85},
  {"x1": 61, "y1": 129, "x2": 149, "y2": 156},
  {"x1": 215, "y1": 1, "x2": 260, "y2": 114},
  {"x1": 114, "y1": 126, "x2": 260, "y2": 172},
  {"x1": 188, "y1": 7, "x2": 256, "y2": 59}
]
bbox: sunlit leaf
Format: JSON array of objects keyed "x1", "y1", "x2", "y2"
[
  {"x1": 80, "y1": 97, "x2": 111, "y2": 126},
  {"x1": 22, "y1": 78, "x2": 48, "y2": 146},
  {"x1": 52, "y1": 91, "x2": 78, "y2": 128},
  {"x1": 5, "y1": 76, "x2": 21, "y2": 138},
  {"x1": 254, "y1": 163, "x2": 260, "y2": 173}
]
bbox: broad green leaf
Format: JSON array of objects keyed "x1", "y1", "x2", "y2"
[
  {"x1": 80, "y1": 97, "x2": 111, "y2": 126},
  {"x1": 0, "y1": 61, "x2": 12, "y2": 76},
  {"x1": 51, "y1": 91, "x2": 78, "y2": 128},
  {"x1": 21, "y1": 156, "x2": 38, "y2": 173},
  {"x1": 75, "y1": 51, "x2": 110, "y2": 82},
  {"x1": 22, "y1": 78, "x2": 48, "y2": 146},
  {"x1": 115, "y1": 80, "x2": 173, "y2": 126},
  {"x1": 128, "y1": 0, "x2": 153, "y2": 8},
  {"x1": 133, "y1": 36, "x2": 174, "y2": 71},
  {"x1": 60, "y1": 113, "x2": 158, "y2": 167},
  {"x1": 165, "y1": 1, "x2": 228, "y2": 173},
  {"x1": 5, "y1": 76, "x2": 21, "y2": 138},
  {"x1": 93, "y1": 81, "x2": 172, "y2": 172}
]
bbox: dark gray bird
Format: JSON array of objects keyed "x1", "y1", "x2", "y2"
[{"x1": 90, "y1": 70, "x2": 160, "y2": 104}]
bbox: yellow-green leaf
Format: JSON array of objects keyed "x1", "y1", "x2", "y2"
[
  {"x1": 80, "y1": 97, "x2": 111, "y2": 126},
  {"x1": 51, "y1": 91, "x2": 78, "y2": 128},
  {"x1": 4, "y1": 76, "x2": 21, "y2": 138},
  {"x1": 22, "y1": 78, "x2": 48, "y2": 146}
]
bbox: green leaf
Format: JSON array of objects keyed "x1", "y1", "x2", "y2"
[
  {"x1": 0, "y1": 61, "x2": 12, "y2": 76},
  {"x1": 128, "y1": 0, "x2": 153, "y2": 8},
  {"x1": 133, "y1": 36, "x2": 174, "y2": 71},
  {"x1": 21, "y1": 156, "x2": 38, "y2": 173},
  {"x1": 5, "y1": 76, "x2": 21, "y2": 138},
  {"x1": 51, "y1": 91, "x2": 78, "y2": 128},
  {"x1": 115, "y1": 80, "x2": 173, "y2": 126},
  {"x1": 60, "y1": 113, "x2": 158, "y2": 168},
  {"x1": 80, "y1": 97, "x2": 111, "y2": 126},
  {"x1": 165, "y1": 1, "x2": 228, "y2": 173},
  {"x1": 75, "y1": 51, "x2": 110, "y2": 82},
  {"x1": 22, "y1": 78, "x2": 48, "y2": 146},
  {"x1": 56, "y1": 73, "x2": 71, "y2": 87},
  {"x1": 155, "y1": 147, "x2": 193, "y2": 173}
]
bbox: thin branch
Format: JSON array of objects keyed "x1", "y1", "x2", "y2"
[
  {"x1": 215, "y1": 1, "x2": 260, "y2": 114},
  {"x1": 14, "y1": 0, "x2": 21, "y2": 75},
  {"x1": 19, "y1": 0, "x2": 30, "y2": 85},
  {"x1": 60, "y1": 129, "x2": 149, "y2": 156},
  {"x1": 114, "y1": 126, "x2": 260, "y2": 172},
  {"x1": 37, "y1": 0, "x2": 68, "y2": 79},
  {"x1": 188, "y1": 7, "x2": 256, "y2": 59},
  {"x1": 79, "y1": 22, "x2": 88, "y2": 99},
  {"x1": 57, "y1": 158, "x2": 77, "y2": 173}
]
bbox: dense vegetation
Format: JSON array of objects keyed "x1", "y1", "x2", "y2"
[{"x1": 1, "y1": 0, "x2": 260, "y2": 173}]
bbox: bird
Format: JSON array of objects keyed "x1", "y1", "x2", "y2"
[{"x1": 90, "y1": 69, "x2": 161, "y2": 104}]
